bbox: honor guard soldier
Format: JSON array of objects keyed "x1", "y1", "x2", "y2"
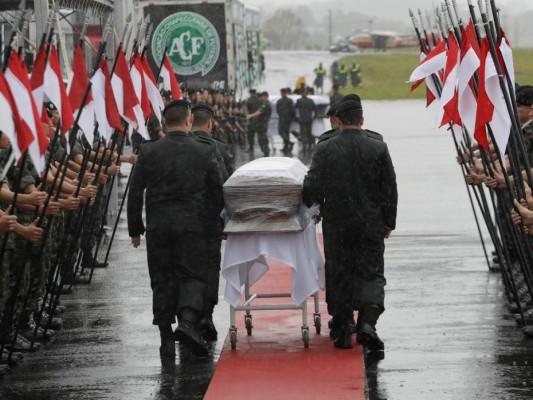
[
  {"x1": 128, "y1": 99, "x2": 224, "y2": 357},
  {"x1": 303, "y1": 96, "x2": 397, "y2": 351}
]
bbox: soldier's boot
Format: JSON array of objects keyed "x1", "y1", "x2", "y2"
[
  {"x1": 356, "y1": 305, "x2": 384, "y2": 351},
  {"x1": 158, "y1": 324, "x2": 175, "y2": 357},
  {"x1": 0, "y1": 328, "x2": 40, "y2": 353},
  {"x1": 175, "y1": 308, "x2": 209, "y2": 357},
  {"x1": 82, "y1": 249, "x2": 109, "y2": 269},
  {"x1": 199, "y1": 304, "x2": 218, "y2": 342},
  {"x1": 39, "y1": 311, "x2": 64, "y2": 330},
  {"x1": 0, "y1": 364, "x2": 9, "y2": 376},
  {"x1": 20, "y1": 312, "x2": 54, "y2": 342},
  {"x1": 333, "y1": 313, "x2": 353, "y2": 349},
  {"x1": 1, "y1": 349, "x2": 23, "y2": 365},
  {"x1": 523, "y1": 326, "x2": 533, "y2": 338}
]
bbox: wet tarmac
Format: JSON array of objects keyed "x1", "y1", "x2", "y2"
[{"x1": 1, "y1": 70, "x2": 533, "y2": 398}]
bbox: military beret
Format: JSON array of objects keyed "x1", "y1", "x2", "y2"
[
  {"x1": 259, "y1": 91, "x2": 269, "y2": 97},
  {"x1": 249, "y1": 89, "x2": 257, "y2": 94},
  {"x1": 44, "y1": 101, "x2": 57, "y2": 112},
  {"x1": 516, "y1": 86, "x2": 533, "y2": 106},
  {"x1": 192, "y1": 103, "x2": 215, "y2": 116},
  {"x1": 336, "y1": 99, "x2": 363, "y2": 115}
]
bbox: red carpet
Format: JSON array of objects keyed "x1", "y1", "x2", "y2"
[{"x1": 204, "y1": 244, "x2": 365, "y2": 400}]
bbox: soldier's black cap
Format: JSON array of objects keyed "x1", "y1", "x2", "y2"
[
  {"x1": 516, "y1": 86, "x2": 533, "y2": 106},
  {"x1": 340, "y1": 94, "x2": 361, "y2": 104},
  {"x1": 336, "y1": 99, "x2": 363, "y2": 115},
  {"x1": 259, "y1": 91, "x2": 269, "y2": 97},
  {"x1": 326, "y1": 101, "x2": 340, "y2": 117},
  {"x1": 160, "y1": 90, "x2": 171, "y2": 101},
  {"x1": 192, "y1": 103, "x2": 215, "y2": 116},
  {"x1": 249, "y1": 88, "x2": 257, "y2": 94}
]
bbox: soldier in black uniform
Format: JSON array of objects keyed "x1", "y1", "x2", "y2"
[
  {"x1": 245, "y1": 89, "x2": 262, "y2": 154},
  {"x1": 246, "y1": 91, "x2": 272, "y2": 157},
  {"x1": 295, "y1": 87, "x2": 317, "y2": 152},
  {"x1": 330, "y1": 84, "x2": 343, "y2": 106},
  {"x1": 276, "y1": 88, "x2": 295, "y2": 154},
  {"x1": 303, "y1": 97, "x2": 397, "y2": 351},
  {"x1": 190, "y1": 104, "x2": 233, "y2": 341},
  {"x1": 127, "y1": 99, "x2": 224, "y2": 357}
]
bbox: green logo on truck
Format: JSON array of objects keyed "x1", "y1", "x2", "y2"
[{"x1": 152, "y1": 11, "x2": 221, "y2": 76}]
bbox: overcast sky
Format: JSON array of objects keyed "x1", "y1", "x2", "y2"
[{"x1": 243, "y1": 0, "x2": 532, "y2": 20}]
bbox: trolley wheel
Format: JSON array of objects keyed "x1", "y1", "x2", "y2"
[
  {"x1": 313, "y1": 313, "x2": 321, "y2": 335},
  {"x1": 245, "y1": 315, "x2": 253, "y2": 336},
  {"x1": 230, "y1": 328, "x2": 237, "y2": 350},
  {"x1": 302, "y1": 327, "x2": 310, "y2": 348}
]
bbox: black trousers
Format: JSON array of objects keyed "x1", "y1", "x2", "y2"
[
  {"x1": 322, "y1": 224, "x2": 386, "y2": 317},
  {"x1": 278, "y1": 120, "x2": 291, "y2": 147},
  {"x1": 204, "y1": 221, "x2": 223, "y2": 316},
  {"x1": 146, "y1": 227, "x2": 207, "y2": 325},
  {"x1": 299, "y1": 120, "x2": 314, "y2": 145}
]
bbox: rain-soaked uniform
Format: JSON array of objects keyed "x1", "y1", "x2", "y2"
[
  {"x1": 302, "y1": 128, "x2": 397, "y2": 321},
  {"x1": 127, "y1": 131, "x2": 224, "y2": 326}
]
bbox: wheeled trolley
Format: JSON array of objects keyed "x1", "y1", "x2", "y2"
[{"x1": 228, "y1": 270, "x2": 321, "y2": 349}]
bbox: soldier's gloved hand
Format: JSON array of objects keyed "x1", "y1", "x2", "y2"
[
  {"x1": 22, "y1": 219, "x2": 43, "y2": 241},
  {"x1": 131, "y1": 236, "x2": 141, "y2": 248}
]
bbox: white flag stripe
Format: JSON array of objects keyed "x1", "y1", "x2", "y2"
[
  {"x1": 485, "y1": 52, "x2": 511, "y2": 162},
  {"x1": 0, "y1": 92, "x2": 20, "y2": 158},
  {"x1": 91, "y1": 68, "x2": 114, "y2": 143},
  {"x1": 457, "y1": 47, "x2": 480, "y2": 138},
  {"x1": 5, "y1": 69, "x2": 44, "y2": 173},
  {"x1": 408, "y1": 51, "x2": 447, "y2": 82}
]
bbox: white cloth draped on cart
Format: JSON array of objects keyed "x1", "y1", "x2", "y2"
[{"x1": 222, "y1": 222, "x2": 325, "y2": 307}]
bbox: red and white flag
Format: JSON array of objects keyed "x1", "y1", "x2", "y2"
[
  {"x1": 160, "y1": 55, "x2": 182, "y2": 100},
  {"x1": 499, "y1": 31, "x2": 515, "y2": 94},
  {"x1": 5, "y1": 50, "x2": 49, "y2": 173},
  {"x1": 408, "y1": 39, "x2": 447, "y2": 83},
  {"x1": 0, "y1": 70, "x2": 21, "y2": 159},
  {"x1": 142, "y1": 56, "x2": 164, "y2": 123},
  {"x1": 91, "y1": 58, "x2": 122, "y2": 143},
  {"x1": 30, "y1": 46, "x2": 47, "y2": 113},
  {"x1": 457, "y1": 21, "x2": 480, "y2": 139},
  {"x1": 44, "y1": 45, "x2": 75, "y2": 135},
  {"x1": 410, "y1": 53, "x2": 439, "y2": 107},
  {"x1": 111, "y1": 44, "x2": 147, "y2": 139},
  {"x1": 130, "y1": 53, "x2": 151, "y2": 120},
  {"x1": 484, "y1": 42, "x2": 512, "y2": 162},
  {"x1": 439, "y1": 33, "x2": 461, "y2": 128},
  {"x1": 68, "y1": 42, "x2": 95, "y2": 144}
]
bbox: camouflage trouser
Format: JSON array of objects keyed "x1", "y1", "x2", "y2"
[
  {"x1": 27, "y1": 216, "x2": 52, "y2": 314},
  {"x1": 0, "y1": 247, "x2": 13, "y2": 320},
  {"x1": 60, "y1": 209, "x2": 83, "y2": 280},
  {"x1": 81, "y1": 184, "x2": 109, "y2": 262}
]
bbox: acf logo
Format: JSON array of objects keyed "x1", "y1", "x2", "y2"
[{"x1": 152, "y1": 12, "x2": 221, "y2": 76}]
